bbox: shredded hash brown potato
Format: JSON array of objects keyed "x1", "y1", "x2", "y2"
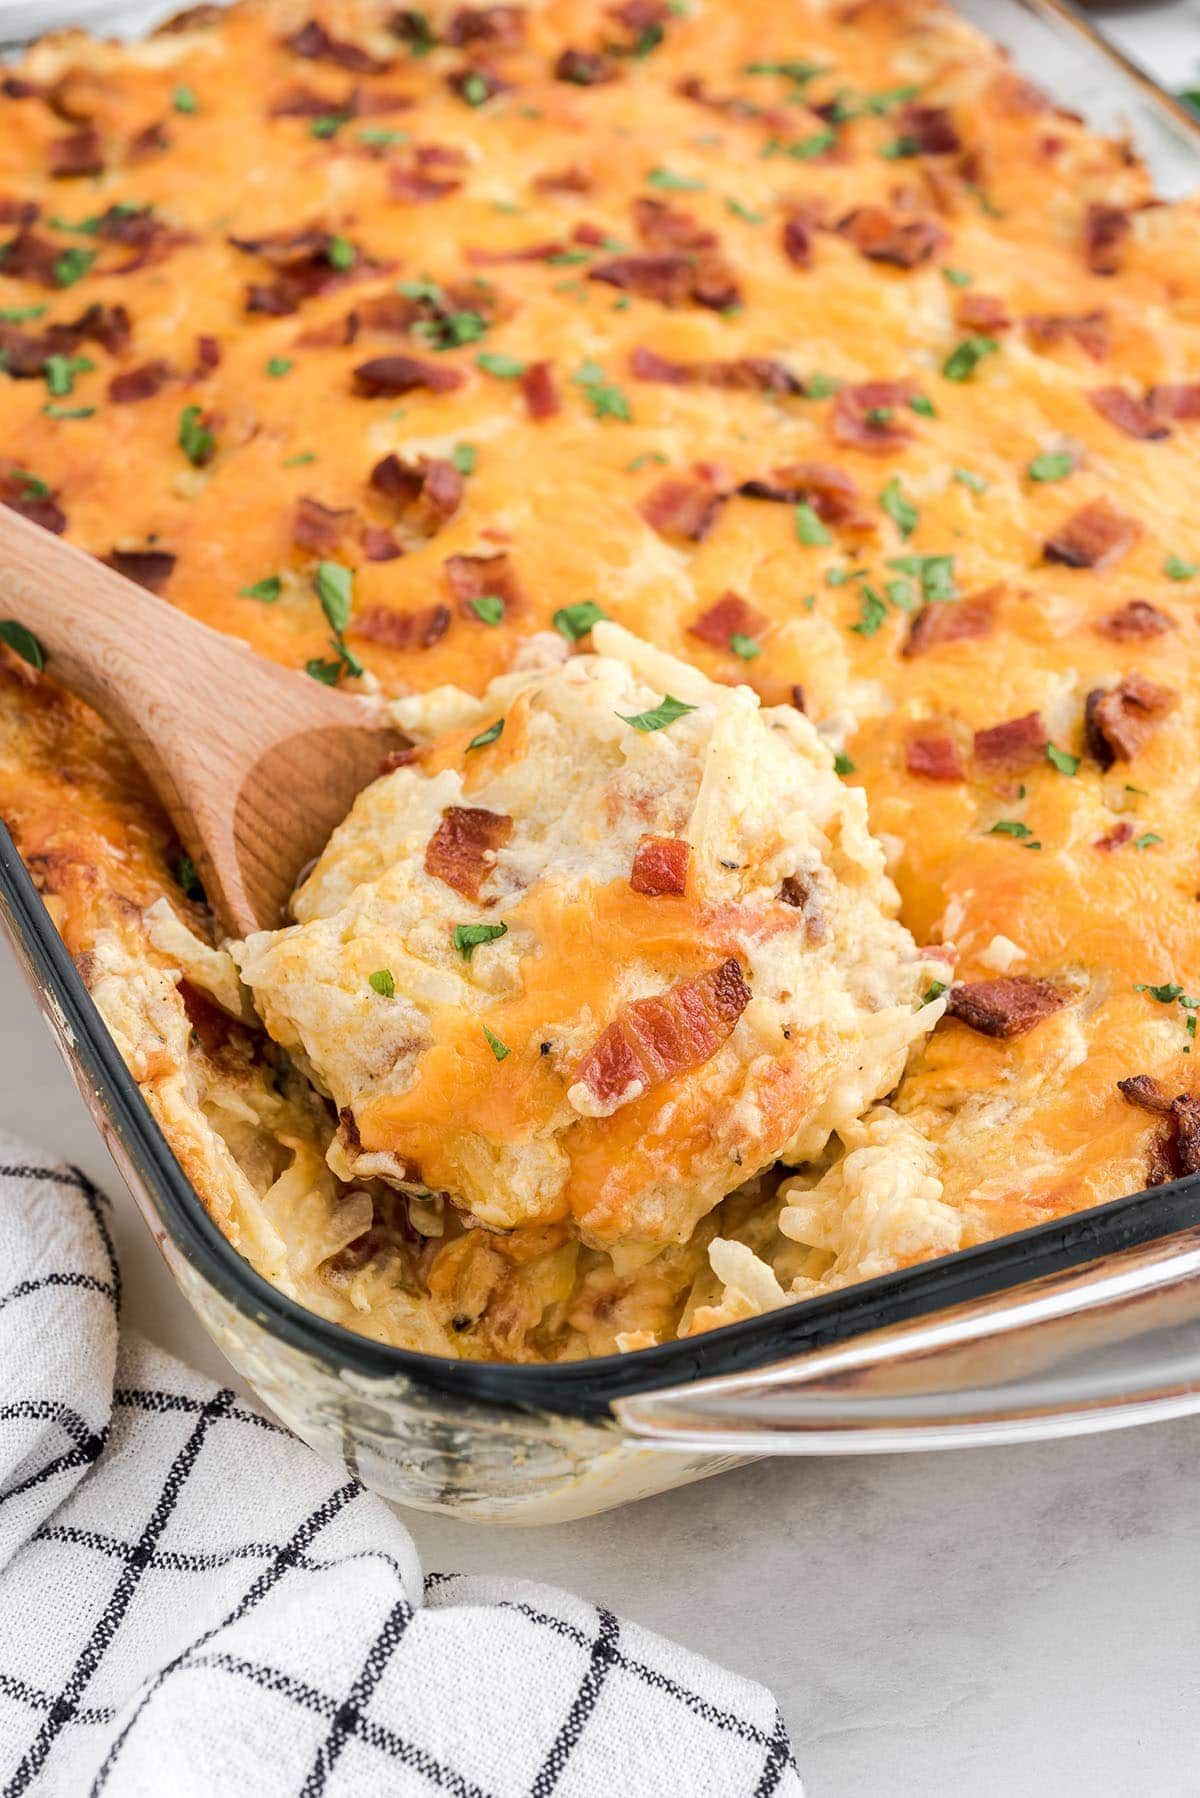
[{"x1": 1, "y1": 0, "x2": 1199, "y2": 1360}]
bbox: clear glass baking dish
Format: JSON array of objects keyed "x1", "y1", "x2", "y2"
[{"x1": 4, "y1": 0, "x2": 1200, "y2": 1522}]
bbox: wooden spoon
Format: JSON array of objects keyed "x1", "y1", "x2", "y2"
[{"x1": 0, "y1": 506, "x2": 402, "y2": 939}]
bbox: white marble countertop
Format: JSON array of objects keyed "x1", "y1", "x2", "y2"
[{"x1": 4, "y1": 3, "x2": 1200, "y2": 1791}]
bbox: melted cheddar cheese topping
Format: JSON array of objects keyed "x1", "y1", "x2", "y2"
[{"x1": 2, "y1": 0, "x2": 1199, "y2": 1360}]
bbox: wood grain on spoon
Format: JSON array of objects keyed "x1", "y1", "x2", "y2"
[{"x1": 0, "y1": 506, "x2": 402, "y2": 938}]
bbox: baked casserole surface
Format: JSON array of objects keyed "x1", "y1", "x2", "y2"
[{"x1": 1, "y1": 0, "x2": 1199, "y2": 1361}]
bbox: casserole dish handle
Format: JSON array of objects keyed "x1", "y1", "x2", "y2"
[{"x1": 615, "y1": 1222, "x2": 1200, "y2": 1452}]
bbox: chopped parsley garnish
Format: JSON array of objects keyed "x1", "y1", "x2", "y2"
[
  {"x1": 0, "y1": 620, "x2": 45, "y2": 671},
  {"x1": 885, "y1": 576, "x2": 915, "y2": 610},
  {"x1": 401, "y1": 9, "x2": 436, "y2": 55},
  {"x1": 1046, "y1": 744, "x2": 1079, "y2": 777},
  {"x1": 1164, "y1": 554, "x2": 1197, "y2": 581},
  {"x1": 988, "y1": 820, "x2": 1032, "y2": 838},
  {"x1": 849, "y1": 587, "x2": 888, "y2": 636},
  {"x1": 573, "y1": 359, "x2": 631, "y2": 420},
  {"x1": 546, "y1": 249, "x2": 591, "y2": 266},
  {"x1": 469, "y1": 594, "x2": 505, "y2": 625},
  {"x1": 730, "y1": 633, "x2": 761, "y2": 660},
  {"x1": 53, "y1": 247, "x2": 95, "y2": 288},
  {"x1": 0, "y1": 304, "x2": 47, "y2": 323},
  {"x1": 803, "y1": 371, "x2": 841, "y2": 399},
  {"x1": 825, "y1": 567, "x2": 865, "y2": 587},
  {"x1": 176, "y1": 853, "x2": 204, "y2": 901},
  {"x1": 42, "y1": 353, "x2": 92, "y2": 397},
  {"x1": 616, "y1": 694, "x2": 698, "y2": 732},
  {"x1": 397, "y1": 276, "x2": 443, "y2": 304},
  {"x1": 172, "y1": 85, "x2": 198, "y2": 113},
  {"x1": 743, "y1": 59, "x2": 826, "y2": 85},
  {"x1": 923, "y1": 980, "x2": 949, "y2": 1005},
  {"x1": 311, "y1": 114, "x2": 349, "y2": 139},
  {"x1": 314, "y1": 560, "x2": 353, "y2": 632},
  {"x1": 326, "y1": 236, "x2": 355, "y2": 271},
  {"x1": 1028, "y1": 451, "x2": 1074, "y2": 483},
  {"x1": 359, "y1": 127, "x2": 410, "y2": 148},
  {"x1": 467, "y1": 718, "x2": 505, "y2": 751},
  {"x1": 942, "y1": 335, "x2": 999, "y2": 382},
  {"x1": 794, "y1": 501, "x2": 831, "y2": 546},
  {"x1": 879, "y1": 476, "x2": 918, "y2": 538},
  {"x1": 451, "y1": 443, "x2": 477, "y2": 475},
  {"x1": 626, "y1": 451, "x2": 668, "y2": 471},
  {"x1": 942, "y1": 267, "x2": 972, "y2": 288},
  {"x1": 476, "y1": 351, "x2": 527, "y2": 379},
  {"x1": 953, "y1": 467, "x2": 988, "y2": 494},
  {"x1": 240, "y1": 575, "x2": 282, "y2": 603},
  {"x1": 553, "y1": 600, "x2": 608, "y2": 640},
  {"x1": 725, "y1": 197, "x2": 766, "y2": 223},
  {"x1": 266, "y1": 357, "x2": 293, "y2": 378},
  {"x1": 833, "y1": 752, "x2": 856, "y2": 775},
  {"x1": 415, "y1": 308, "x2": 489, "y2": 350},
  {"x1": 177, "y1": 404, "x2": 214, "y2": 466},
  {"x1": 306, "y1": 637, "x2": 362, "y2": 685},
  {"x1": 368, "y1": 969, "x2": 396, "y2": 997},
  {"x1": 1135, "y1": 833, "x2": 1163, "y2": 850},
  {"x1": 461, "y1": 72, "x2": 491, "y2": 107},
  {"x1": 786, "y1": 129, "x2": 837, "y2": 160},
  {"x1": 1136, "y1": 982, "x2": 1187, "y2": 1004},
  {"x1": 907, "y1": 394, "x2": 935, "y2": 418},
  {"x1": 283, "y1": 452, "x2": 317, "y2": 467},
  {"x1": 453, "y1": 922, "x2": 508, "y2": 960},
  {"x1": 42, "y1": 403, "x2": 95, "y2": 420},
  {"x1": 646, "y1": 166, "x2": 707, "y2": 192},
  {"x1": 886, "y1": 553, "x2": 955, "y2": 602},
  {"x1": 864, "y1": 405, "x2": 893, "y2": 426},
  {"x1": 482, "y1": 1023, "x2": 510, "y2": 1061},
  {"x1": 10, "y1": 469, "x2": 48, "y2": 499},
  {"x1": 879, "y1": 134, "x2": 922, "y2": 160}
]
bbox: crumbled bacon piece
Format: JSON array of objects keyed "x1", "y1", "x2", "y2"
[
  {"x1": 748, "y1": 460, "x2": 866, "y2": 528},
  {"x1": 520, "y1": 360, "x2": 560, "y2": 419},
  {"x1": 0, "y1": 229, "x2": 66, "y2": 288},
  {"x1": 49, "y1": 126, "x2": 105, "y2": 178},
  {"x1": 369, "y1": 453, "x2": 463, "y2": 533},
  {"x1": 707, "y1": 357, "x2": 805, "y2": 395},
  {"x1": 955, "y1": 292, "x2": 1011, "y2": 333},
  {"x1": 1043, "y1": 498, "x2": 1141, "y2": 571},
  {"x1": 1094, "y1": 821, "x2": 1134, "y2": 853},
  {"x1": 361, "y1": 526, "x2": 403, "y2": 562},
  {"x1": 231, "y1": 227, "x2": 363, "y2": 314},
  {"x1": 1117, "y1": 1074, "x2": 1171, "y2": 1115},
  {"x1": 0, "y1": 463, "x2": 66, "y2": 535},
  {"x1": 946, "y1": 978, "x2": 1068, "y2": 1039},
  {"x1": 0, "y1": 197, "x2": 38, "y2": 226},
  {"x1": 292, "y1": 495, "x2": 354, "y2": 555},
  {"x1": 193, "y1": 333, "x2": 221, "y2": 375},
  {"x1": 1083, "y1": 201, "x2": 1130, "y2": 276},
  {"x1": 1084, "y1": 671, "x2": 1178, "y2": 769},
  {"x1": 778, "y1": 871, "x2": 827, "y2": 942},
  {"x1": 592, "y1": 252, "x2": 725, "y2": 309},
  {"x1": 640, "y1": 476, "x2": 726, "y2": 542},
  {"x1": 105, "y1": 547, "x2": 176, "y2": 593},
  {"x1": 533, "y1": 165, "x2": 593, "y2": 195},
  {"x1": 352, "y1": 355, "x2": 464, "y2": 396},
  {"x1": 1095, "y1": 599, "x2": 1175, "y2": 641},
  {"x1": 446, "y1": 5, "x2": 526, "y2": 47},
  {"x1": 896, "y1": 102, "x2": 960, "y2": 155},
  {"x1": 688, "y1": 591, "x2": 768, "y2": 650},
  {"x1": 906, "y1": 734, "x2": 965, "y2": 781},
  {"x1": 781, "y1": 211, "x2": 815, "y2": 269},
  {"x1": 609, "y1": 0, "x2": 669, "y2": 37},
  {"x1": 629, "y1": 346, "x2": 688, "y2": 385},
  {"x1": 555, "y1": 48, "x2": 616, "y2": 84},
  {"x1": 633, "y1": 197, "x2": 714, "y2": 253},
  {"x1": 444, "y1": 552, "x2": 523, "y2": 614},
  {"x1": 425, "y1": 806, "x2": 512, "y2": 900},
  {"x1": 284, "y1": 19, "x2": 392, "y2": 72},
  {"x1": 1147, "y1": 383, "x2": 1200, "y2": 422},
  {"x1": 973, "y1": 710, "x2": 1048, "y2": 773},
  {"x1": 128, "y1": 119, "x2": 171, "y2": 160},
  {"x1": 630, "y1": 835, "x2": 690, "y2": 897},
  {"x1": 573, "y1": 958, "x2": 750, "y2": 1111},
  {"x1": 354, "y1": 603, "x2": 450, "y2": 648},
  {"x1": 1088, "y1": 386, "x2": 1170, "y2": 441},
  {"x1": 1024, "y1": 310, "x2": 1109, "y2": 362},
  {"x1": 904, "y1": 587, "x2": 998, "y2": 657},
  {"x1": 836, "y1": 205, "x2": 946, "y2": 269},
  {"x1": 388, "y1": 166, "x2": 462, "y2": 204},
  {"x1": 830, "y1": 382, "x2": 917, "y2": 454},
  {"x1": 108, "y1": 359, "x2": 172, "y2": 403}
]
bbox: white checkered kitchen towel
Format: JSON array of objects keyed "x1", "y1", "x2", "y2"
[{"x1": 0, "y1": 1134, "x2": 800, "y2": 1797}]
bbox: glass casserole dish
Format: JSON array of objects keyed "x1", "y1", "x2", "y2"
[{"x1": 3, "y1": 0, "x2": 1200, "y2": 1522}]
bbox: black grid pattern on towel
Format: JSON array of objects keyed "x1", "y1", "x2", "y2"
[{"x1": 0, "y1": 1160, "x2": 798, "y2": 1796}]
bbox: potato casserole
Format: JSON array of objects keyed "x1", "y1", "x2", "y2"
[{"x1": 1, "y1": 0, "x2": 1198, "y2": 1362}]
